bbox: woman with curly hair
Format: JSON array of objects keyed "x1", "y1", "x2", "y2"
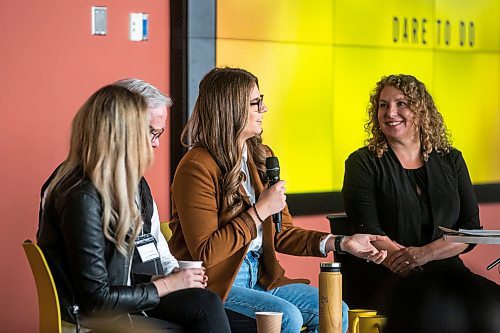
[
  {"x1": 342, "y1": 74, "x2": 499, "y2": 311},
  {"x1": 168, "y1": 67, "x2": 389, "y2": 333}
]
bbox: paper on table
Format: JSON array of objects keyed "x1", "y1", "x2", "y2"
[
  {"x1": 439, "y1": 226, "x2": 500, "y2": 237},
  {"x1": 458, "y1": 229, "x2": 500, "y2": 236}
]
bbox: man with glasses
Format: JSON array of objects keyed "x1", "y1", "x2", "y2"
[{"x1": 113, "y1": 78, "x2": 169, "y2": 149}]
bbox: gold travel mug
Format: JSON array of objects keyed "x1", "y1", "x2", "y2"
[{"x1": 319, "y1": 262, "x2": 342, "y2": 333}]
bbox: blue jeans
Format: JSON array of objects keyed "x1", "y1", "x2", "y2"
[{"x1": 224, "y1": 251, "x2": 348, "y2": 333}]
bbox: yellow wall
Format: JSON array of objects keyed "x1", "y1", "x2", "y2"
[{"x1": 216, "y1": 0, "x2": 500, "y2": 193}]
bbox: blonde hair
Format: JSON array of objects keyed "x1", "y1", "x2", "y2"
[
  {"x1": 46, "y1": 85, "x2": 153, "y2": 255},
  {"x1": 365, "y1": 74, "x2": 451, "y2": 160},
  {"x1": 181, "y1": 67, "x2": 266, "y2": 215}
]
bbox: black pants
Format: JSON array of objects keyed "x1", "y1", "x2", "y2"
[
  {"x1": 147, "y1": 288, "x2": 231, "y2": 333},
  {"x1": 83, "y1": 315, "x2": 184, "y2": 333},
  {"x1": 84, "y1": 289, "x2": 254, "y2": 332},
  {"x1": 225, "y1": 309, "x2": 257, "y2": 333}
]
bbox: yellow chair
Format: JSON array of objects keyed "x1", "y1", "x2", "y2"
[
  {"x1": 23, "y1": 240, "x2": 90, "y2": 333},
  {"x1": 160, "y1": 222, "x2": 172, "y2": 241}
]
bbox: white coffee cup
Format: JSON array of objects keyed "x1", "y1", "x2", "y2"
[{"x1": 177, "y1": 260, "x2": 203, "y2": 269}]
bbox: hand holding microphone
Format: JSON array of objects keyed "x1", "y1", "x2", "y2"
[
  {"x1": 267, "y1": 157, "x2": 285, "y2": 232},
  {"x1": 255, "y1": 180, "x2": 286, "y2": 221},
  {"x1": 266, "y1": 157, "x2": 283, "y2": 232},
  {"x1": 252, "y1": 157, "x2": 286, "y2": 233}
]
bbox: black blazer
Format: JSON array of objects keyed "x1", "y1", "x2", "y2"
[
  {"x1": 342, "y1": 147, "x2": 480, "y2": 247},
  {"x1": 340, "y1": 146, "x2": 481, "y2": 309}
]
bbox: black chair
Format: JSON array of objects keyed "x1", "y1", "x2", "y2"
[{"x1": 326, "y1": 213, "x2": 354, "y2": 237}]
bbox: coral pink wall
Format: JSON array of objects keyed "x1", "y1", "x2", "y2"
[
  {"x1": 0, "y1": 1, "x2": 170, "y2": 331},
  {"x1": 278, "y1": 204, "x2": 500, "y2": 287},
  {"x1": 0, "y1": 1, "x2": 497, "y2": 331}
]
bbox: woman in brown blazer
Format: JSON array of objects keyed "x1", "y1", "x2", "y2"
[{"x1": 168, "y1": 67, "x2": 388, "y2": 333}]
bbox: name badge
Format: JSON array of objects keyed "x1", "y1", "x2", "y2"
[{"x1": 135, "y1": 233, "x2": 160, "y2": 263}]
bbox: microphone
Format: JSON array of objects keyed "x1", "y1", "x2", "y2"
[{"x1": 266, "y1": 156, "x2": 282, "y2": 233}]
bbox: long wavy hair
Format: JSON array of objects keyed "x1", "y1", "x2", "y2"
[
  {"x1": 45, "y1": 85, "x2": 153, "y2": 255},
  {"x1": 365, "y1": 74, "x2": 451, "y2": 161},
  {"x1": 181, "y1": 67, "x2": 267, "y2": 215}
]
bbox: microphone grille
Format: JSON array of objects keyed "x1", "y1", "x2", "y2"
[
  {"x1": 265, "y1": 157, "x2": 279, "y2": 169},
  {"x1": 266, "y1": 157, "x2": 280, "y2": 178}
]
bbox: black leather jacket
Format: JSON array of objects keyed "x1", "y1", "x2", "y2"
[{"x1": 37, "y1": 169, "x2": 160, "y2": 323}]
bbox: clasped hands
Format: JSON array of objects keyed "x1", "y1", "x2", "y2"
[
  {"x1": 381, "y1": 241, "x2": 430, "y2": 275},
  {"x1": 385, "y1": 245, "x2": 429, "y2": 275}
]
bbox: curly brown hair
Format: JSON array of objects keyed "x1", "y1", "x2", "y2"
[{"x1": 365, "y1": 74, "x2": 451, "y2": 160}]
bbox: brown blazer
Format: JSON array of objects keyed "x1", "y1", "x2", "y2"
[{"x1": 168, "y1": 146, "x2": 328, "y2": 301}]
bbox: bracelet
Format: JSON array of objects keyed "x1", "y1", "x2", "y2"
[
  {"x1": 161, "y1": 279, "x2": 170, "y2": 294},
  {"x1": 334, "y1": 235, "x2": 346, "y2": 254},
  {"x1": 252, "y1": 204, "x2": 265, "y2": 223}
]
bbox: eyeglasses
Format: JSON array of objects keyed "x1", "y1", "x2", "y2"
[
  {"x1": 149, "y1": 126, "x2": 165, "y2": 142},
  {"x1": 250, "y1": 95, "x2": 264, "y2": 112}
]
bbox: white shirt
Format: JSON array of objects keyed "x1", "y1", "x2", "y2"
[
  {"x1": 150, "y1": 200, "x2": 179, "y2": 274},
  {"x1": 241, "y1": 146, "x2": 264, "y2": 254}
]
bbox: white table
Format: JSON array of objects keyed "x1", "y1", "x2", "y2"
[
  {"x1": 443, "y1": 234, "x2": 500, "y2": 245},
  {"x1": 443, "y1": 234, "x2": 500, "y2": 270}
]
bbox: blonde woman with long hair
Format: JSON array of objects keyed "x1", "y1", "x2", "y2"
[{"x1": 38, "y1": 84, "x2": 230, "y2": 332}]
